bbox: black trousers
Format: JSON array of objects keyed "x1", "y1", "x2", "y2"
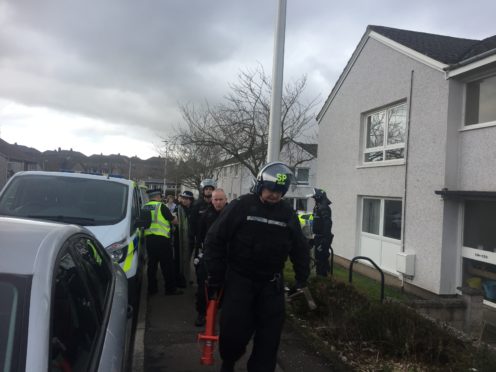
[
  {"x1": 146, "y1": 235, "x2": 176, "y2": 293},
  {"x1": 314, "y1": 234, "x2": 332, "y2": 277},
  {"x1": 219, "y1": 270, "x2": 285, "y2": 372},
  {"x1": 195, "y1": 257, "x2": 207, "y2": 315}
]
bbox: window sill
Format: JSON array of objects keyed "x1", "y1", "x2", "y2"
[
  {"x1": 460, "y1": 120, "x2": 496, "y2": 132},
  {"x1": 356, "y1": 160, "x2": 405, "y2": 169},
  {"x1": 361, "y1": 231, "x2": 402, "y2": 243}
]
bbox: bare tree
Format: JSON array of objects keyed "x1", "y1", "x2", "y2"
[
  {"x1": 173, "y1": 65, "x2": 318, "y2": 177},
  {"x1": 160, "y1": 139, "x2": 223, "y2": 191}
]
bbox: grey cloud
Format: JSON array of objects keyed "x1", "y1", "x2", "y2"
[{"x1": 1, "y1": 0, "x2": 496, "y2": 148}]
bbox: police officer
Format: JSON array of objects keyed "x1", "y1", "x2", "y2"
[
  {"x1": 309, "y1": 188, "x2": 334, "y2": 277},
  {"x1": 142, "y1": 189, "x2": 182, "y2": 295},
  {"x1": 194, "y1": 188, "x2": 228, "y2": 327},
  {"x1": 204, "y1": 162, "x2": 310, "y2": 372},
  {"x1": 190, "y1": 179, "x2": 217, "y2": 270}
]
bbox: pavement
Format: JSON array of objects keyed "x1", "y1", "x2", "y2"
[{"x1": 132, "y1": 270, "x2": 336, "y2": 372}]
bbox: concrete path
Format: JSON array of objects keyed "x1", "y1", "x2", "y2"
[{"x1": 132, "y1": 272, "x2": 336, "y2": 372}]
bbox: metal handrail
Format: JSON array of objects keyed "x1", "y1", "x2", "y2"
[{"x1": 348, "y1": 256, "x2": 384, "y2": 303}]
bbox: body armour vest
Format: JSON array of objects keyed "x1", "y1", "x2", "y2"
[{"x1": 229, "y1": 194, "x2": 295, "y2": 281}]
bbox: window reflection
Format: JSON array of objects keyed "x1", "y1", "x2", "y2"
[
  {"x1": 465, "y1": 75, "x2": 496, "y2": 125},
  {"x1": 366, "y1": 112, "x2": 384, "y2": 148}
]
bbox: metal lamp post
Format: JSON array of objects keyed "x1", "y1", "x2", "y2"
[{"x1": 267, "y1": 0, "x2": 287, "y2": 163}]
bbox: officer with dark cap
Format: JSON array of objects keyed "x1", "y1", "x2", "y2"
[
  {"x1": 204, "y1": 162, "x2": 310, "y2": 372},
  {"x1": 308, "y1": 188, "x2": 334, "y2": 277},
  {"x1": 189, "y1": 179, "x2": 217, "y2": 277},
  {"x1": 142, "y1": 189, "x2": 182, "y2": 295}
]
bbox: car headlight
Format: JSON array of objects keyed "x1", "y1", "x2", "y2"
[{"x1": 106, "y1": 239, "x2": 128, "y2": 263}]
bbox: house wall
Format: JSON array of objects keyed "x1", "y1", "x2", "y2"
[
  {"x1": 318, "y1": 37, "x2": 453, "y2": 295},
  {"x1": 217, "y1": 165, "x2": 252, "y2": 201},
  {"x1": 458, "y1": 125, "x2": 496, "y2": 191},
  {"x1": 217, "y1": 144, "x2": 318, "y2": 205}
]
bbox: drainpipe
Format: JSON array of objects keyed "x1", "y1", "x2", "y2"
[{"x1": 400, "y1": 70, "x2": 415, "y2": 288}]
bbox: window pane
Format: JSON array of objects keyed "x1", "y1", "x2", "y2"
[
  {"x1": 387, "y1": 105, "x2": 406, "y2": 145},
  {"x1": 295, "y1": 198, "x2": 307, "y2": 211},
  {"x1": 385, "y1": 148, "x2": 404, "y2": 160},
  {"x1": 362, "y1": 198, "x2": 380, "y2": 234},
  {"x1": 73, "y1": 237, "x2": 112, "y2": 315},
  {"x1": 364, "y1": 151, "x2": 383, "y2": 162},
  {"x1": 463, "y1": 257, "x2": 496, "y2": 303},
  {"x1": 465, "y1": 76, "x2": 496, "y2": 125},
  {"x1": 463, "y1": 200, "x2": 496, "y2": 250},
  {"x1": 0, "y1": 282, "x2": 17, "y2": 371},
  {"x1": 383, "y1": 200, "x2": 402, "y2": 240},
  {"x1": 296, "y1": 168, "x2": 309, "y2": 183},
  {"x1": 0, "y1": 175, "x2": 128, "y2": 225},
  {"x1": 51, "y1": 252, "x2": 99, "y2": 372},
  {"x1": 366, "y1": 112, "x2": 384, "y2": 148}
]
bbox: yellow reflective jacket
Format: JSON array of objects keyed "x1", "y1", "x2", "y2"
[{"x1": 144, "y1": 201, "x2": 171, "y2": 238}]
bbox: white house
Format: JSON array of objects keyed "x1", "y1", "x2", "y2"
[
  {"x1": 216, "y1": 141, "x2": 318, "y2": 211},
  {"x1": 317, "y1": 25, "x2": 496, "y2": 310}
]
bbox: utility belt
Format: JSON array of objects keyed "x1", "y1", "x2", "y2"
[{"x1": 230, "y1": 265, "x2": 283, "y2": 283}]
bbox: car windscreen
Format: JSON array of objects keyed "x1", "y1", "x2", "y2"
[
  {"x1": 0, "y1": 175, "x2": 128, "y2": 226},
  {"x1": 0, "y1": 274, "x2": 31, "y2": 372}
]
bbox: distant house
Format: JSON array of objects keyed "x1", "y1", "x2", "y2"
[
  {"x1": 216, "y1": 141, "x2": 318, "y2": 211},
  {"x1": 0, "y1": 139, "x2": 40, "y2": 188},
  {"x1": 317, "y1": 25, "x2": 496, "y2": 314}
]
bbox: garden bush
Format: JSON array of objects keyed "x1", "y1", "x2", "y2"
[{"x1": 288, "y1": 276, "x2": 496, "y2": 371}]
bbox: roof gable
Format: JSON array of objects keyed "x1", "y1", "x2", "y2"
[
  {"x1": 369, "y1": 25, "x2": 479, "y2": 65},
  {"x1": 317, "y1": 25, "x2": 496, "y2": 121}
]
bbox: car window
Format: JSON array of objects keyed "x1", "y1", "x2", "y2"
[
  {"x1": 71, "y1": 236, "x2": 113, "y2": 316},
  {"x1": 0, "y1": 275, "x2": 30, "y2": 372},
  {"x1": 131, "y1": 188, "x2": 140, "y2": 233},
  {"x1": 50, "y1": 250, "x2": 100, "y2": 372},
  {"x1": 0, "y1": 174, "x2": 128, "y2": 226}
]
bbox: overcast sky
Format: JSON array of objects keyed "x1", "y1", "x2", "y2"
[{"x1": 0, "y1": 0, "x2": 494, "y2": 159}]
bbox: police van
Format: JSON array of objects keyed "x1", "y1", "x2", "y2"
[{"x1": 0, "y1": 171, "x2": 146, "y2": 307}]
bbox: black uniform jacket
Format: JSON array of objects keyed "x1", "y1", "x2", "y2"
[
  {"x1": 204, "y1": 193, "x2": 310, "y2": 284},
  {"x1": 198, "y1": 204, "x2": 222, "y2": 246},
  {"x1": 190, "y1": 198, "x2": 211, "y2": 245},
  {"x1": 312, "y1": 201, "x2": 333, "y2": 237}
]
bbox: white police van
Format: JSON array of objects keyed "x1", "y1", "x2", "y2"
[{"x1": 0, "y1": 171, "x2": 146, "y2": 307}]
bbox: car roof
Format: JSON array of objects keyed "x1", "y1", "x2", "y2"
[
  {"x1": 0, "y1": 216, "x2": 88, "y2": 275},
  {"x1": 9, "y1": 170, "x2": 134, "y2": 186}
]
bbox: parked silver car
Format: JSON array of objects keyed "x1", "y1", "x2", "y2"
[{"x1": 0, "y1": 217, "x2": 129, "y2": 372}]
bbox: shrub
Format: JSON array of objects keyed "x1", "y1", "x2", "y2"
[{"x1": 288, "y1": 276, "x2": 496, "y2": 370}]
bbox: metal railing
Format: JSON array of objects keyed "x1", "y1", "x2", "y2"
[{"x1": 348, "y1": 256, "x2": 385, "y2": 303}]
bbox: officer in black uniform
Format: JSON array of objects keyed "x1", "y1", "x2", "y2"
[
  {"x1": 310, "y1": 188, "x2": 334, "y2": 277},
  {"x1": 204, "y1": 162, "x2": 310, "y2": 372},
  {"x1": 190, "y1": 178, "x2": 217, "y2": 262},
  {"x1": 194, "y1": 188, "x2": 228, "y2": 327}
]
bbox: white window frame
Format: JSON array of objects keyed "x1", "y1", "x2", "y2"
[
  {"x1": 359, "y1": 196, "x2": 403, "y2": 274},
  {"x1": 461, "y1": 199, "x2": 496, "y2": 308},
  {"x1": 295, "y1": 167, "x2": 310, "y2": 185},
  {"x1": 463, "y1": 73, "x2": 496, "y2": 128},
  {"x1": 362, "y1": 103, "x2": 407, "y2": 165}
]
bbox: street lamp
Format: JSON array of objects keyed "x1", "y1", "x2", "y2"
[{"x1": 163, "y1": 140, "x2": 168, "y2": 197}]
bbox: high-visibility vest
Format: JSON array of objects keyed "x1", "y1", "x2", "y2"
[{"x1": 144, "y1": 201, "x2": 171, "y2": 238}]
